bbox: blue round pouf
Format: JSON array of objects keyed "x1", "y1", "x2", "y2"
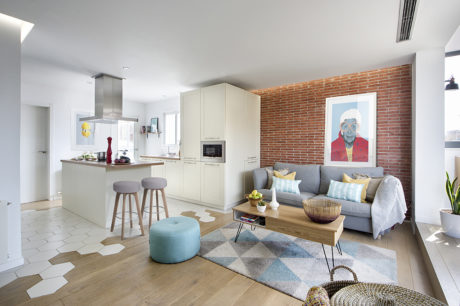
[{"x1": 149, "y1": 216, "x2": 200, "y2": 264}]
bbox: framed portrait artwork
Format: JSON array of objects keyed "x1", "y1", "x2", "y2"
[
  {"x1": 71, "y1": 110, "x2": 96, "y2": 151},
  {"x1": 324, "y1": 92, "x2": 376, "y2": 167}
]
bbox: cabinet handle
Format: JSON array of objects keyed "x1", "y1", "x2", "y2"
[
  {"x1": 204, "y1": 163, "x2": 220, "y2": 166},
  {"x1": 204, "y1": 137, "x2": 220, "y2": 140},
  {"x1": 184, "y1": 162, "x2": 196, "y2": 165},
  {"x1": 248, "y1": 156, "x2": 258, "y2": 159},
  {"x1": 247, "y1": 161, "x2": 258, "y2": 164}
]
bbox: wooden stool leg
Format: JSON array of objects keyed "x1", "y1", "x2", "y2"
[
  {"x1": 161, "y1": 188, "x2": 169, "y2": 218},
  {"x1": 121, "y1": 194, "x2": 126, "y2": 240},
  {"x1": 111, "y1": 193, "x2": 120, "y2": 232},
  {"x1": 141, "y1": 188, "x2": 147, "y2": 216},
  {"x1": 156, "y1": 190, "x2": 160, "y2": 221},
  {"x1": 134, "y1": 193, "x2": 145, "y2": 236},
  {"x1": 149, "y1": 189, "x2": 153, "y2": 229},
  {"x1": 129, "y1": 194, "x2": 133, "y2": 228}
]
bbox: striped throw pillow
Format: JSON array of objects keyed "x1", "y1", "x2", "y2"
[
  {"x1": 327, "y1": 180, "x2": 364, "y2": 203},
  {"x1": 272, "y1": 176, "x2": 301, "y2": 195}
]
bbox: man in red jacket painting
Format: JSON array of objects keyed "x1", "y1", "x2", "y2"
[{"x1": 331, "y1": 109, "x2": 368, "y2": 162}]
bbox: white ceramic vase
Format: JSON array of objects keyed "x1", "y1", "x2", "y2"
[
  {"x1": 270, "y1": 188, "x2": 279, "y2": 210},
  {"x1": 440, "y1": 209, "x2": 460, "y2": 238}
]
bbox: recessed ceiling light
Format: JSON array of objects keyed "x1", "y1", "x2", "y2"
[{"x1": 122, "y1": 66, "x2": 129, "y2": 70}]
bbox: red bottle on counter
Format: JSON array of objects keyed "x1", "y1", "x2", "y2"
[{"x1": 106, "y1": 137, "x2": 112, "y2": 164}]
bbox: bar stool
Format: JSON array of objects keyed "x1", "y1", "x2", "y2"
[
  {"x1": 141, "y1": 177, "x2": 170, "y2": 229},
  {"x1": 111, "y1": 181, "x2": 145, "y2": 240}
]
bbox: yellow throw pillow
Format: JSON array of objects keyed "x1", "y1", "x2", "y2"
[
  {"x1": 343, "y1": 173, "x2": 370, "y2": 203},
  {"x1": 274, "y1": 170, "x2": 296, "y2": 180}
]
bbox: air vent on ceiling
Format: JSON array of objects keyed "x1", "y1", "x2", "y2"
[{"x1": 396, "y1": 0, "x2": 419, "y2": 42}]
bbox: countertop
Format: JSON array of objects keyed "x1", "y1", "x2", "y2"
[
  {"x1": 61, "y1": 159, "x2": 164, "y2": 168},
  {"x1": 140, "y1": 155, "x2": 181, "y2": 161}
]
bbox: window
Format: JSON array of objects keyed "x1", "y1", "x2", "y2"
[
  {"x1": 164, "y1": 113, "x2": 180, "y2": 145},
  {"x1": 445, "y1": 53, "x2": 460, "y2": 147},
  {"x1": 118, "y1": 121, "x2": 135, "y2": 154}
]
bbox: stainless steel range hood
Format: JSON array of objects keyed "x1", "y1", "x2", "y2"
[{"x1": 79, "y1": 73, "x2": 138, "y2": 124}]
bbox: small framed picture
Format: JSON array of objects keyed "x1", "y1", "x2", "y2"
[{"x1": 151, "y1": 117, "x2": 158, "y2": 133}]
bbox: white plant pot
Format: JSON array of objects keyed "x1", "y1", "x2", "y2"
[
  {"x1": 257, "y1": 205, "x2": 266, "y2": 213},
  {"x1": 440, "y1": 209, "x2": 460, "y2": 238}
]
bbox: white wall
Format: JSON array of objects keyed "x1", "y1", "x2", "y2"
[
  {"x1": 413, "y1": 49, "x2": 447, "y2": 225},
  {"x1": 144, "y1": 97, "x2": 180, "y2": 156},
  {"x1": 21, "y1": 58, "x2": 147, "y2": 197},
  {"x1": 0, "y1": 16, "x2": 24, "y2": 271}
]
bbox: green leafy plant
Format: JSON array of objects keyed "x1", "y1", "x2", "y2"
[
  {"x1": 257, "y1": 201, "x2": 266, "y2": 207},
  {"x1": 445, "y1": 172, "x2": 460, "y2": 215}
]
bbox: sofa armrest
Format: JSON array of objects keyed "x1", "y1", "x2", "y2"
[{"x1": 253, "y1": 167, "x2": 270, "y2": 190}]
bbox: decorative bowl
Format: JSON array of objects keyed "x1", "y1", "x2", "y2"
[
  {"x1": 246, "y1": 195, "x2": 263, "y2": 207},
  {"x1": 302, "y1": 199, "x2": 341, "y2": 224}
]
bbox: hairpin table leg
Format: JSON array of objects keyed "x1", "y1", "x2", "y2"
[{"x1": 234, "y1": 223, "x2": 243, "y2": 243}]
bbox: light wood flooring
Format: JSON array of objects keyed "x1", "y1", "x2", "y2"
[{"x1": 0, "y1": 200, "x2": 433, "y2": 305}]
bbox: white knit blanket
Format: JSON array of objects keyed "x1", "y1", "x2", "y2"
[{"x1": 371, "y1": 175, "x2": 408, "y2": 239}]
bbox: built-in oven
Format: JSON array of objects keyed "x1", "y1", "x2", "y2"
[{"x1": 201, "y1": 141, "x2": 225, "y2": 163}]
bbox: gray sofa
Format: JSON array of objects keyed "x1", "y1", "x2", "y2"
[{"x1": 253, "y1": 162, "x2": 384, "y2": 234}]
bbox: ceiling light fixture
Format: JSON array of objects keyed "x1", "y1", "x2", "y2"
[
  {"x1": 445, "y1": 76, "x2": 459, "y2": 91},
  {"x1": 0, "y1": 13, "x2": 34, "y2": 43},
  {"x1": 122, "y1": 66, "x2": 129, "y2": 70}
]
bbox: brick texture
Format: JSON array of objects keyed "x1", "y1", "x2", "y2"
[{"x1": 252, "y1": 65, "x2": 412, "y2": 218}]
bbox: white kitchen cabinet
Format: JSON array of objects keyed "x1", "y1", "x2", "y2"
[
  {"x1": 181, "y1": 89, "x2": 201, "y2": 160},
  {"x1": 151, "y1": 160, "x2": 165, "y2": 178},
  {"x1": 245, "y1": 93, "x2": 261, "y2": 160},
  {"x1": 201, "y1": 163, "x2": 224, "y2": 206},
  {"x1": 0, "y1": 201, "x2": 7, "y2": 266},
  {"x1": 201, "y1": 84, "x2": 226, "y2": 140},
  {"x1": 164, "y1": 160, "x2": 183, "y2": 196},
  {"x1": 244, "y1": 159, "x2": 260, "y2": 196},
  {"x1": 183, "y1": 161, "x2": 201, "y2": 201}
]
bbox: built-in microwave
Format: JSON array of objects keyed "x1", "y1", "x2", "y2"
[{"x1": 201, "y1": 141, "x2": 225, "y2": 163}]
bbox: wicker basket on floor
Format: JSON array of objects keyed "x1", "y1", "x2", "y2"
[
  {"x1": 320, "y1": 265, "x2": 359, "y2": 298},
  {"x1": 331, "y1": 282, "x2": 447, "y2": 305}
]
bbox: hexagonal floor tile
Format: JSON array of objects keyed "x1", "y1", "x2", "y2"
[
  {"x1": 0, "y1": 272, "x2": 17, "y2": 288},
  {"x1": 83, "y1": 233, "x2": 108, "y2": 244},
  {"x1": 22, "y1": 239, "x2": 47, "y2": 250},
  {"x1": 39, "y1": 262, "x2": 75, "y2": 279},
  {"x1": 98, "y1": 244, "x2": 125, "y2": 256},
  {"x1": 27, "y1": 276, "x2": 68, "y2": 298},
  {"x1": 16, "y1": 261, "x2": 51, "y2": 277},
  {"x1": 28, "y1": 250, "x2": 59, "y2": 263},
  {"x1": 38, "y1": 241, "x2": 65, "y2": 252},
  {"x1": 57, "y1": 242, "x2": 85, "y2": 253},
  {"x1": 46, "y1": 233, "x2": 71, "y2": 242},
  {"x1": 64, "y1": 234, "x2": 88, "y2": 243},
  {"x1": 77, "y1": 243, "x2": 104, "y2": 255}
]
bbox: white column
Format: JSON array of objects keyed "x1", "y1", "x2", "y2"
[
  {"x1": 0, "y1": 14, "x2": 23, "y2": 271},
  {"x1": 412, "y1": 49, "x2": 446, "y2": 225}
]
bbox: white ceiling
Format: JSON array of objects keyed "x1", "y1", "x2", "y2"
[{"x1": 1, "y1": 0, "x2": 460, "y2": 103}]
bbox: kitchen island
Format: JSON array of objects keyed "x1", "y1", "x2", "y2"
[{"x1": 61, "y1": 159, "x2": 164, "y2": 228}]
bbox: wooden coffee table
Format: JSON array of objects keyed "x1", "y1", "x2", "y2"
[{"x1": 232, "y1": 202, "x2": 345, "y2": 272}]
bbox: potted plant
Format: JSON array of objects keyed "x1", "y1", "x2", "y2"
[
  {"x1": 443, "y1": 172, "x2": 460, "y2": 238},
  {"x1": 257, "y1": 201, "x2": 267, "y2": 213}
]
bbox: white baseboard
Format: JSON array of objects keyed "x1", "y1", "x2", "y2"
[{"x1": 0, "y1": 256, "x2": 24, "y2": 273}]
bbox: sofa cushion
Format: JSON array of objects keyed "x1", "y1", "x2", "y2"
[
  {"x1": 327, "y1": 180, "x2": 364, "y2": 203},
  {"x1": 319, "y1": 166, "x2": 384, "y2": 195},
  {"x1": 313, "y1": 194, "x2": 371, "y2": 218},
  {"x1": 272, "y1": 176, "x2": 301, "y2": 194},
  {"x1": 274, "y1": 162, "x2": 321, "y2": 194},
  {"x1": 259, "y1": 189, "x2": 315, "y2": 208}
]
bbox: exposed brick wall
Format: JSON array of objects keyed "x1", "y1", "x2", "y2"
[{"x1": 252, "y1": 65, "x2": 412, "y2": 218}]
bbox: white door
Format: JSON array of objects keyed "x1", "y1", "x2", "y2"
[
  {"x1": 20, "y1": 105, "x2": 49, "y2": 203},
  {"x1": 181, "y1": 89, "x2": 201, "y2": 160},
  {"x1": 183, "y1": 161, "x2": 201, "y2": 201},
  {"x1": 201, "y1": 163, "x2": 224, "y2": 206},
  {"x1": 201, "y1": 84, "x2": 226, "y2": 140}
]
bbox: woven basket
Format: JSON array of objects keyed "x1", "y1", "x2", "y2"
[
  {"x1": 246, "y1": 195, "x2": 263, "y2": 207},
  {"x1": 303, "y1": 198, "x2": 341, "y2": 224},
  {"x1": 320, "y1": 265, "x2": 359, "y2": 298},
  {"x1": 331, "y1": 282, "x2": 447, "y2": 305}
]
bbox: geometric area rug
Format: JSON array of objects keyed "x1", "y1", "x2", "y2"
[{"x1": 198, "y1": 222, "x2": 397, "y2": 301}]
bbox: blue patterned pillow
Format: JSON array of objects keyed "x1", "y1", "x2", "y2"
[
  {"x1": 327, "y1": 180, "x2": 364, "y2": 203},
  {"x1": 272, "y1": 176, "x2": 301, "y2": 195}
]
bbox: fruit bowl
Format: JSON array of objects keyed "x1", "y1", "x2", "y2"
[{"x1": 302, "y1": 198, "x2": 341, "y2": 224}]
